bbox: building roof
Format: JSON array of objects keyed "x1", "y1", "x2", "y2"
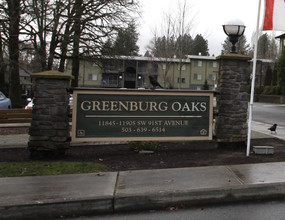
[
  {"x1": 102, "y1": 55, "x2": 191, "y2": 63},
  {"x1": 186, "y1": 55, "x2": 217, "y2": 60},
  {"x1": 101, "y1": 54, "x2": 219, "y2": 63},
  {"x1": 275, "y1": 33, "x2": 285, "y2": 39}
]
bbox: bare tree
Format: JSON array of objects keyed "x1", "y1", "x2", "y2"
[
  {"x1": 21, "y1": 0, "x2": 71, "y2": 71},
  {"x1": 0, "y1": 19, "x2": 5, "y2": 93},
  {"x1": 69, "y1": 0, "x2": 141, "y2": 87},
  {"x1": 1, "y1": 0, "x2": 141, "y2": 94},
  {"x1": 147, "y1": 0, "x2": 197, "y2": 88}
]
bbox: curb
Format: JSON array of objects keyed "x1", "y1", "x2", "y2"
[
  {"x1": 114, "y1": 182, "x2": 285, "y2": 212},
  {"x1": 0, "y1": 197, "x2": 114, "y2": 220},
  {"x1": 2, "y1": 182, "x2": 285, "y2": 220}
]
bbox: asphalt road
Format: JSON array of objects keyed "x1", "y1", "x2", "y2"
[
  {"x1": 65, "y1": 199, "x2": 285, "y2": 220},
  {"x1": 252, "y1": 102, "x2": 285, "y2": 127}
]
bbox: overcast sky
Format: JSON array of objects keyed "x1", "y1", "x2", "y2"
[{"x1": 137, "y1": 0, "x2": 277, "y2": 56}]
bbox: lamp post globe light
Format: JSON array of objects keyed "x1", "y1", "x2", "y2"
[{"x1": 223, "y1": 19, "x2": 246, "y2": 53}]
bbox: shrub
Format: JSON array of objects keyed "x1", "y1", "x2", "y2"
[
  {"x1": 262, "y1": 86, "x2": 281, "y2": 95},
  {"x1": 251, "y1": 85, "x2": 264, "y2": 94},
  {"x1": 129, "y1": 141, "x2": 159, "y2": 151},
  {"x1": 263, "y1": 86, "x2": 273, "y2": 95}
]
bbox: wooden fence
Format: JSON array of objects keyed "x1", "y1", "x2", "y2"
[
  {"x1": 0, "y1": 109, "x2": 32, "y2": 124},
  {"x1": 0, "y1": 109, "x2": 73, "y2": 125}
]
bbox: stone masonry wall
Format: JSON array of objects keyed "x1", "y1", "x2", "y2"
[
  {"x1": 216, "y1": 55, "x2": 250, "y2": 144},
  {"x1": 28, "y1": 71, "x2": 72, "y2": 157}
]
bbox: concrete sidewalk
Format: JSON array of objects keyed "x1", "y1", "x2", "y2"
[
  {"x1": 1, "y1": 122, "x2": 285, "y2": 219},
  {"x1": 1, "y1": 162, "x2": 285, "y2": 219}
]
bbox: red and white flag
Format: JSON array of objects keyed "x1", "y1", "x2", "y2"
[{"x1": 263, "y1": 0, "x2": 285, "y2": 31}]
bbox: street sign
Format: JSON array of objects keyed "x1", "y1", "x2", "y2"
[{"x1": 72, "y1": 89, "x2": 213, "y2": 142}]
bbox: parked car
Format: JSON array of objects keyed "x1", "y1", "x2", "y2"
[
  {"x1": 25, "y1": 95, "x2": 73, "y2": 109},
  {"x1": 0, "y1": 91, "x2": 12, "y2": 109}
]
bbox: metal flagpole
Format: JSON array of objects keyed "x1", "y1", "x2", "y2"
[{"x1": 246, "y1": 0, "x2": 263, "y2": 157}]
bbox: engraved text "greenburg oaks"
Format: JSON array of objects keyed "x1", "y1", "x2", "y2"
[{"x1": 80, "y1": 100, "x2": 207, "y2": 112}]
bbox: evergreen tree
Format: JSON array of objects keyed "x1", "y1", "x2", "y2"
[
  {"x1": 203, "y1": 80, "x2": 209, "y2": 90},
  {"x1": 101, "y1": 39, "x2": 114, "y2": 56},
  {"x1": 221, "y1": 37, "x2": 231, "y2": 55},
  {"x1": 236, "y1": 35, "x2": 250, "y2": 55},
  {"x1": 221, "y1": 35, "x2": 250, "y2": 55},
  {"x1": 150, "y1": 35, "x2": 176, "y2": 58},
  {"x1": 272, "y1": 64, "x2": 278, "y2": 86},
  {"x1": 149, "y1": 33, "x2": 209, "y2": 57},
  {"x1": 177, "y1": 34, "x2": 193, "y2": 57},
  {"x1": 277, "y1": 50, "x2": 285, "y2": 94},
  {"x1": 264, "y1": 66, "x2": 273, "y2": 86},
  {"x1": 144, "y1": 50, "x2": 151, "y2": 57},
  {"x1": 191, "y1": 34, "x2": 209, "y2": 56},
  {"x1": 112, "y1": 21, "x2": 139, "y2": 56},
  {"x1": 268, "y1": 35, "x2": 279, "y2": 60},
  {"x1": 257, "y1": 33, "x2": 270, "y2": 59}
]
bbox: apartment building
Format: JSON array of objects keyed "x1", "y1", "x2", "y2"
[{"x1": 65, "y1": 55, "x2": 219, "y2": 90}]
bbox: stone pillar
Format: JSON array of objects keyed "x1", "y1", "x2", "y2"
[
  {"x1": 28, "y1": 71, "x2": 73, "y2": 158},
  {"x1": 216, "y1": 54, "x2": 250, "y2": 148}
]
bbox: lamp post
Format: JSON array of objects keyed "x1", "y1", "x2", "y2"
[
  {"x1": 223, "y1": 19, "x2": 246, "y2": 53},
  {"x1": 217, "y1": 20, "x2": 250, "y2": 149}
]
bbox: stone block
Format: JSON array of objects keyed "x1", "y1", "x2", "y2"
[
  {"x1": 51, "y1": 136, "x2": 69, "y2": 142},
  {"x1": 53, "y1": 122, "x2": 69, "y2": 130},
  {"x1": 29, "y1": 136, "x2": 50, "y2": 141},
  {"x1": 29, "y1": 129, "x2": 56, "y2": 136},
  {"x1": 56, "y1": 130, "x2": 70, "y2": 137},
  {"x1": 50, "y1": 106, "x2": 69, "y2": 116}
]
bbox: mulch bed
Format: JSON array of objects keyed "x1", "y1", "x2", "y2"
[{"x1": 1, "y1": 127, "x2": 285, "y2": 171}]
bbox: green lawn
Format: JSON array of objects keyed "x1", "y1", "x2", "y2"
[{"x1": 0, "y1": 162, "x2": 106, "y2": 177}]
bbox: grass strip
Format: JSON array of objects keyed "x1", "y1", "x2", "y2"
[{"x1": 0, "y1": 162, "x2": 106, "y2": 177}]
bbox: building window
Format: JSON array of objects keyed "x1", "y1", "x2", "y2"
[
  {"x1": 194, "y1": 73, "x2": 202, "y2": 80},
  {"x1": 196, "y1": 60, "x2": 203, "y2": 67},
  {"x1": 178, "y1": 64, "x2": 186, "y2": 71},
  {"x1": 109, "y1": 75, "x2": 118, "y2": 86},
  {"x1": 208, "y1": 74, "x2": 216, "y2": 81},
  {"x1": 162, "y1": 63, "x2": 167, "y2": 70},
  {"x1": 177, "y1": 77, "x2": 186, "y2": 83},
  {"x1": 212, "y1": 61, "x2": 218, "y2": 68},
  {"x1": 88, "y1": 73, "x2": 98, "y2": 81}
]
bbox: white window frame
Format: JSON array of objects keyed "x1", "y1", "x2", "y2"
[
  {"x1": 88, "y1": 73, "x2": 98, "y2": 81},
  {"x1": 177, "y1": 77, "x2": 186, "y2": 83},
  {"x1": 178, "y1": 64, "x2": 186, "y2": 71},
  {"x1": 194, "y1": 73, "x2": 202, "y2": 80},
  {"x1": 108, "y1": 75, "x2": 119, "y2": 86},
  {"x1": 196, "y1": 60, "x2": 203, "y2": 67},
  {"x1": 208, "y1": 74, "x2": 216, "y2": 81}
]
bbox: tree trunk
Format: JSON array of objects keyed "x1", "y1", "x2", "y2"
[
  {"x1": 58, "y1": 18, "x2": 72, "y2": 73},
  {"x1": 0, "y1": 31, "x2": 5, "y2": 93},
  {"x1": 8, "y1": 0, "x2": 22, "y2": 108},
  {"x1": 71, "y1": 0, "x2": 83, "y2": 87},
  {"x1": 47, "y1": 5, "x2": 61, "y2": 70}
]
